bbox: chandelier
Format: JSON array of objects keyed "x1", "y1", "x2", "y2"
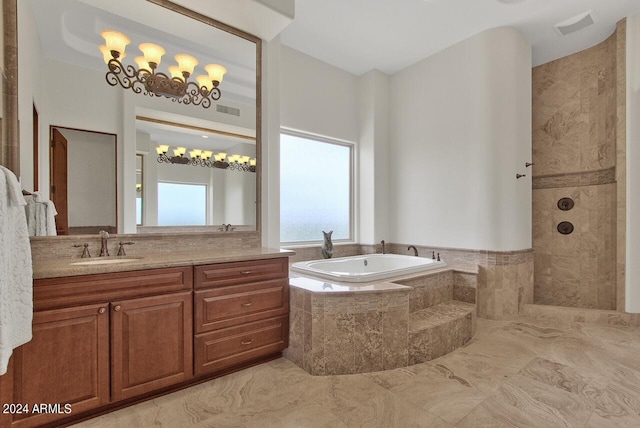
[
  {"x1": 100, "y1": 30, "x2": 226, "y2": 109},
  {"x1": 156, "y1": 146, "x2": 256, "y2": 173}
]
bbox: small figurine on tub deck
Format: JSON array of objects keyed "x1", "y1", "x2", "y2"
[{"x1": 321, "y1": 230, "x2": 334, "y2": 259}]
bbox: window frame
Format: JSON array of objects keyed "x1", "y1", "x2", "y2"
[
  {"x1": 279, "y1": 128, "x2": 356, "y2": 246},
  {"x1": 156, "y1": 180, "x2": 209, "y2": 227}
]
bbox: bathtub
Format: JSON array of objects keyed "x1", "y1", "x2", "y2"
[{"x1": 291, "y1": 254, "x2": 447, "y2": 283}]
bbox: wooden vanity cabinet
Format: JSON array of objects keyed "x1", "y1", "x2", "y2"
[
  {"x1": 194, "y1": 258, "x2": 289, "y2": 376},
  {"x1": 0, "y1": 258, "x2": 290, "y2": 427},
  {"x1": 0, "y1": 266, "x2": 192, "y2": 428}
]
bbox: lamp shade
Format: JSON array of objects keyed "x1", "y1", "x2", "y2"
[
  {"x1": 100, "y1": 45, "x2": 126, "y2": 64},
  {"x1": 139, "y1": 43, "x2": 166, "y2": 67},
  {"x1": 168, "y1": 66, "x2": 183, "y2": 80},
  {"x1": 135, "y1": 56, "x2": 151, "y2": 71},
  {"x1": 205, "y1": 64, "x2": 227, "y2": 84},
  {"x1": 158, "y1": 144, "x2": 170, "y2": 153},
  {"x1": 196, "y1": 75, "x2": 214, "y2": 91},
  {"x1": 175, "y1": 54, "x2": 199, "y2": 76},
  {"x1": 202, "y1": 150, "x2": 213, "y2": 160},
  {"x1": 101, "y1": 30, "x2": 131, "y2": 58}
]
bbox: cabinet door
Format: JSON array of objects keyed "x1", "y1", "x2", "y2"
[
  {"x1": 111, "y1": 292, "x2": 193, "y2": 401},
  {"x1": 1, "y1": 304, "x2": 110, "y2": 428}
]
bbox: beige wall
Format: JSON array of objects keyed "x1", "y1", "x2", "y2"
[{"x1": 532, "y1": 30, "x2": 620, "y2": 310}]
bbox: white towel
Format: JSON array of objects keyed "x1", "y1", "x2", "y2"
[
  {"x1": 0, "y1": 166, "x2": 33, "y2": 375},
  {"x1": 24, "y1": 192, "x2": 57, "y2": 236}
]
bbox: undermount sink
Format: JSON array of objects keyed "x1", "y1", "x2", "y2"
[{"x1": 69, "y1": 258, "x2": 140, "y2": 266}]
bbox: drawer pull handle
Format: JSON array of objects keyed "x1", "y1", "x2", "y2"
[
  {"x1": 114, "y1": 305, "x2": 121, "y2": 312},
  {"x1": 241, "y1": 339, "x2": 253, "y2": 345},
  {"x1": 98, "y1": 307, "x2": 106, "y2": 314},
  {"x1": 241, "y1": 301, "x2": 253, "y2": 307},
  {"x1": 241, "y1": 270, "x2": 253, "y2": 275}
]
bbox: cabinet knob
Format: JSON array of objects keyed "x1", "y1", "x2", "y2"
[
  {"x1": 98, "y1": 307, "x2": 106, "y2": 314},
  {"x1": 241, "y1": 301, "x2": 253, "y2": 307},
  {"x1": 113, "y1": 305, "x2": 121, "y2": 312},
  {"x1": 241, "y1": 338, "x2": 253, "y2": 345}
]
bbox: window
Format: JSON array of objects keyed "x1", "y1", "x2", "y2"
[
  {"x1": 158, "y1": 182, "x2": 207, "y2": 226},
  {"x1": 280, "y1": 132, "x2": 353, "y2": 243}
]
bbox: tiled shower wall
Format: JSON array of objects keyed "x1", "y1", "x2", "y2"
[{"x1": 532, "y1": 26, "x2": 623, "y2": 310}]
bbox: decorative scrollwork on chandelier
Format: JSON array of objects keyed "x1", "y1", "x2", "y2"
[
  {"x1": 100, "y1": 30, "x2": 226, "y2": 108},
  {"x1": 156, "y1": 146, "x2": 256, "y2": 173}
]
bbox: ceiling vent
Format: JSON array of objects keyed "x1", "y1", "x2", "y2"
[
  {"x1": 216, "y1": 104, "x2": 240, "y2": 117},
  {"x1": 554, "y1": 10, "x2": 596, "y2": 36}
]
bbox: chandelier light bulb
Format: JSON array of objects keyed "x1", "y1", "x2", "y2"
[
  {"x1": 168, "y1": 66, "x2": 183, "y2": 80},
  {"x1": 196, "y1": 75, "x2": 214, "y2": 91},
  {"x1": 205, "y1": 64, "x2": 227, "y2": 85},
  {"x1": 139, "y1": 43, "x2": 166, "y2": 68},
  {"x1": 101, "y1": 30, "x2": 130, "y2": 59},
  {"x1": 99, "y1": 45, "x2": 126, "y2": 64},
  {"x1": 175, "y1": 54, "x2": 199, "y2": 77},
  {"x1": 135, "y1": 56, "x2": 151, "y2": 71}
]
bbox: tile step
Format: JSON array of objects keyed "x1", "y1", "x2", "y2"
[
  {"x1": 409, "y1": 300, "x2": 475, "y2": 333},
  {"x1": 409, "y1": 300, "x2": 475, "y2": 365}
]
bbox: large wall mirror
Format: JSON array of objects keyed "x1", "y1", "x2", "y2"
[{"x1": 7, "y1": 0, "x2": 261, "y2": 236}]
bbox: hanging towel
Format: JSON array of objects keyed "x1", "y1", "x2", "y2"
[
  {"x1": 0, "y1": 166, "x2": 33, "y2": 375},
  {"x1": 24, "y1": 192, "x2": 57, "y2": 236}
]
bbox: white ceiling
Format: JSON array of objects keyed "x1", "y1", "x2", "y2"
[
  {"x1": 136, "y1": 118, "x2": 255, "y2": 152},
  {"x1": 280, "y1": 0, "x2": 640, "y2": 76}
]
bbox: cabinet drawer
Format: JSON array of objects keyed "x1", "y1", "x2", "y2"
[
  {"x1": 194, "y1": 316, "x2": 288, "y2": 376},
  {"x1": 34, "y1": 266, "x2": 193, "y2": 310},
  {"x1": 195, "y1": 279, "x2": 288, "y2": 333},
  {"x1": 194, "y1": 258, "x2": 288, "y2": 289}
]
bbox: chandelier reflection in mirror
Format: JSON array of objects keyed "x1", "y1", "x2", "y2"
[
  {"x1": 156, "y1": 146, "x2": 256, "y2": 173},
  {"x1": 100, "y1": 30, "x2": 227, "y2": 109}
]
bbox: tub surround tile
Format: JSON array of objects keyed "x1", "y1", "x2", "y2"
[
  {"x1": 396, "y1": 270, "x2": 453, "y2": 312},
  {"x1": 382, "y1": 308, "x2": 409, "y2": 370},
  {"x1": 353, "y1": 312, "x2": 383, "y2": 373}
]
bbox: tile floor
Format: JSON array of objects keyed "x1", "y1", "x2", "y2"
[{"x1": 73, "y1": 316, "x2": 640, "y2": 427}]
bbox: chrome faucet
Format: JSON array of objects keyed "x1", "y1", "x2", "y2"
[
  {"x1": 380, "y1": 240, "x2": 386, "y2": 254},
  {"x1": 99, "y1": 230, "x2": 110, "y2": 257},
  {"x1": 408, "y1": 245, "x2": 418, "y2": 256}
]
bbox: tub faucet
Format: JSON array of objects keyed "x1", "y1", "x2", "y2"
[
  {"x1": 99, "y1": 230, "x2": 110, "y2": 257},
  {"x1": 380, "y1": 240, "x2": 386, "y2": 254},
  {"x1": 408, "y1": 245, "x2": 418, "y2": 257}
]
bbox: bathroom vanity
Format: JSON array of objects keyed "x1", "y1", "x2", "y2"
[{"x1": 0, "y1": 249, "x2": 291, "y2": 428}]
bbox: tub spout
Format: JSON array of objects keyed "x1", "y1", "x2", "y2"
[{"x1": 408, "y1": 245, "x2": 418, "y2": 256}]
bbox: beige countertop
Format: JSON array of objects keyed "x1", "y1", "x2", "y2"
[{"x1": 33, "y1": 247, "x2": 295, "y2": 279}]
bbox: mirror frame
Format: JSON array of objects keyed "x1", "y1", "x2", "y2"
[{"x1": 1, "y1": 0, "x2": 262, "y2": 239}]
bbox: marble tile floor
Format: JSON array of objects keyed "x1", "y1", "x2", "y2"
[{"x1": 73, "y1": 316, "x2": 640, "y2": 428}]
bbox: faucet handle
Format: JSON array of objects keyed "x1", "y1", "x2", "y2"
[
  {"x1": 99, "y1": 230, "x2": 110, "y2": 239},
  {"x1": 73, "y1": 243, "x2": 91, "y2": 258},
  {"x1": 117, "y1": 241, "x2": 135, "y2": 257}
]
